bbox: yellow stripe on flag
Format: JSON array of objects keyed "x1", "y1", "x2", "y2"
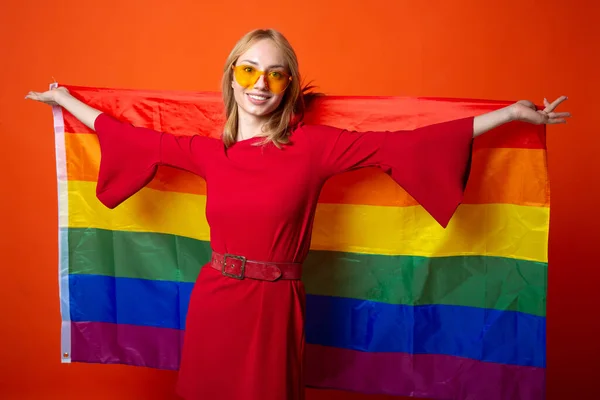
[{"x1": 67, "y1": 181, "x2": 548, "y2": 262}]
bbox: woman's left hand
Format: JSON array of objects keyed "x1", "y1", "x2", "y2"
[{"x1": 512, "y1": 96, "x2": 571, "y2": 125}]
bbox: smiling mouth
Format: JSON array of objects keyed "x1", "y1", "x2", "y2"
[{"x1": 246, "y1": 93, "x2": 271, "y2": 101}]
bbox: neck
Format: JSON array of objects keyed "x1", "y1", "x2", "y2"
[{"x1": 236, "y1": 108, "x2": 268, "y2": 141}]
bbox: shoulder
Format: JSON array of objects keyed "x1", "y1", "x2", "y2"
[
  {"x1": 291, "y1": 123, "x2": 344, "y2": 143},
  {"x1": 193, "y1": 134, "x2": 224, "y2": 159},
  {"x1": 198, "y1": 134, "x2": 223, "y2": 146}
]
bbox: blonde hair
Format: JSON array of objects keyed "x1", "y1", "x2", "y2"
[{"x1": 221, "y1": 29, "x2": 317, "y2": 148}]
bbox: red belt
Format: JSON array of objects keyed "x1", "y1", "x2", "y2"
[{"x1": 210, "y1": 252, "x2": 303, "y2": 281}]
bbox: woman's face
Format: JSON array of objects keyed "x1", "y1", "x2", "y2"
[{"x1": 232, "y1": 39, "x2": 291, "y2": 119}]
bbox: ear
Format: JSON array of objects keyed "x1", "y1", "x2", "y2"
[{"x1": 230, "y1": 65, "x2": 236, "y2": 89}]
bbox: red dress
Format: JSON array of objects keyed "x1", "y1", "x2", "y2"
[{"x1": 93, "y1": 113, "x2": 474, "y2": 400}]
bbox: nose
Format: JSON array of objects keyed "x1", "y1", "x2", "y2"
[{"x1": 253, "y1": 74, "x2": 268, "y2": 90}]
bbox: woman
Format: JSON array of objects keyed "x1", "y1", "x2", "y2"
[{"x1": 26, "y1": 28, "x2": 570, "y2": 400}]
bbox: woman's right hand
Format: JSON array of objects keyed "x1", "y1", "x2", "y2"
[
  {"x1": 25, "y1": 86, "x2": 70, "y2": 106},
  {"x1": 26, "y1": 86, "x2": 101, "y2": 130}
]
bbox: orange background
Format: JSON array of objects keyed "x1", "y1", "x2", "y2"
[{"x1": 1, "y1": 1, "x2": 599, "y2": 399}]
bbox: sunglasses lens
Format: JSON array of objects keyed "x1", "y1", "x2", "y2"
[
  {"x1": 266, "y1": 71, "x2": 290, "y2": 94},
  {"x1": 234, "y1": 65, "x2": 259, "y2": 88}
]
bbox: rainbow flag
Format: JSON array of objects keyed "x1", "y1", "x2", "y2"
[{"x1": 51, "y1": 85, "x2": 548, "y2": 400}]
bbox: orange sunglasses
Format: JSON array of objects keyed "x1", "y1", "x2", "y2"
[{"x1": 232, "y1": 64, "x2": 292, "y2": 94}]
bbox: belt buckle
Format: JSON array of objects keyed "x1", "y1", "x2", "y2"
[{"x1": 222, "y1": 254, "x2": 246, "y2": 280}]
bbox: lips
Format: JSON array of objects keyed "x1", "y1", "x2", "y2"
[{"x1": 246, "y1": 92, "x2": 271, "y2": 105}]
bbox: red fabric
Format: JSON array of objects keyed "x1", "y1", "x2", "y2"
[{"x1": 93, "y1": 113, "x2": 474, "y2": 400}]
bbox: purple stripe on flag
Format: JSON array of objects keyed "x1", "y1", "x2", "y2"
[
  {"x1": 71, "y1": 322, "x2": 545, "y2": 399},
  {"x1": 71, "y1": 321, "x2": 183, "y2": 370},
  {"x1": 305, "y1": 344, "x2": 545, "y2": 400}
]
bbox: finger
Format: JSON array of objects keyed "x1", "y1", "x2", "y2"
[
  {"x1": 548, "y1": 111, "x2": 571, "y2": 119},
  {"x1": 549, "y1": 118, "x2": 567, "y2": 124},
  {"x1": 543, "y1": 98, "x2": 551, "y2": 108},
  {"x1": 544, "y1": 95, "x2": 568, "y2": 112}
]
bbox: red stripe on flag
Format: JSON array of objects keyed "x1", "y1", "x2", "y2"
[{"x1": 60, "y1": 86, "x2": 545, "y2": 150}]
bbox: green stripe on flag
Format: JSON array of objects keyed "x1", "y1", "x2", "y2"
[{"x1": 67, "y1": 228, "x2": 547, "y2": 316}]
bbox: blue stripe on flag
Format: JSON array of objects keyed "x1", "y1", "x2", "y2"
[{"x1": 69, "y1": 274, "x2": 545, "y2": 367}]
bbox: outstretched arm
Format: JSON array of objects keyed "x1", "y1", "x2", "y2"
[
  {"x1": 473, "y1": 96, "x2": 570, "y2": 137},
  {"x1": 26, "y1": 86, "x2": 218, "y2": 208},
  {"x1": 305, "y1": 95, "x2": 571, "y2": 228}
]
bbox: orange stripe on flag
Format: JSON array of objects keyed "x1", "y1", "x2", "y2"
[{"x1": 66, "y1": 133, "x2": 549, "y2": 207}]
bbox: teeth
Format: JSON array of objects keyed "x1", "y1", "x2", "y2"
[{"x1": 248, "y1": 94, "x2": 268, "y2": 101}]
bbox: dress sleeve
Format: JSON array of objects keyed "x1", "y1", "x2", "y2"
[
  {"x1": 307, "y1": 117, "x2": 474, "y2": 228},
  {"x1": 94, "y1": 113, "x2": 216, "y2": 209}
]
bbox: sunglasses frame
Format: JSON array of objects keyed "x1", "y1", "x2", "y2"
[{"x1": 232, "y1": 64, "x2": 292, "y2": 94}]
